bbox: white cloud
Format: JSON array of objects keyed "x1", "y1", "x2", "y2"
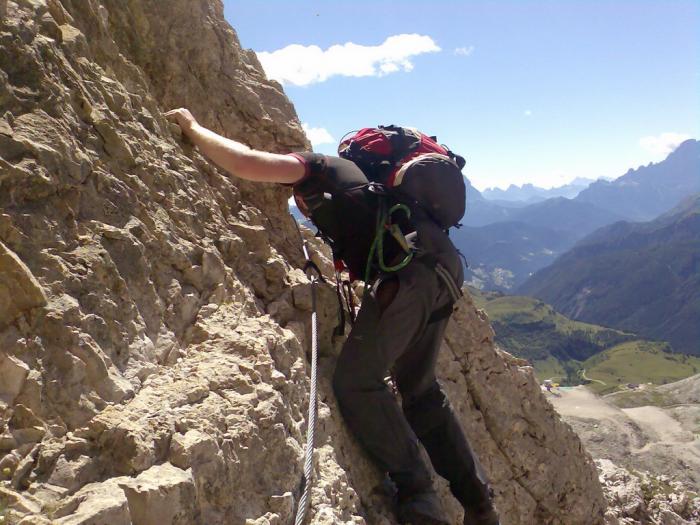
[
  {"x1": 257, "y1": 34, "x2": 440, "y2": 86},
  {"x1": 302, "y1": 123, "x2": 335, "y2": 146},
  {"x1": 454, "y1": 45, "x2": 475, "y2": 56},
  {"x1": 639, "y1": 132, "x2": 691, "y2": 159}
]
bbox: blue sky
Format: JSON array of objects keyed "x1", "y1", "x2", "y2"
[{"x1": 223, "y1": 1, "x2": 699, "y2": 191}]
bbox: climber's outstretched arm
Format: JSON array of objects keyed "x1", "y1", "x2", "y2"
[{"x1": 164, "y1": 108, "x2": 304, "y2": 184}]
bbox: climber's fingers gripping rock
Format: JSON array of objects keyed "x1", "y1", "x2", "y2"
[{"x1": 164, "y1": 108, "x2": 198, "y2": 134}]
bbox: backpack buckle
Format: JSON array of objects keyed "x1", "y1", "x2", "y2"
[{"x1": 367, "y1": 182, "x2": 388, "y2": 195}]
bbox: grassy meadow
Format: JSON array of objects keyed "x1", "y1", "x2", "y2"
[
  {"x1": 583, "y1": 341, "x2": 700, "y2": 394},
  {"x1": 468, "y1": 287, "x2": 700, "y2": 394}
]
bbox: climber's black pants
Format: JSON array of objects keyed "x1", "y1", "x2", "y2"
[{"x1": 332, "y1": 260, "x2": 493, "y2": 511}]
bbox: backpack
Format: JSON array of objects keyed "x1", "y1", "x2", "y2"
[{"x1": 337, "y1": 125, "x2": 467, "y2": 229}]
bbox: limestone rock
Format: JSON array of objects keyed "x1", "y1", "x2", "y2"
[
  {"x1": 0, "y1": 240, "x2": 47, "y2": 328},
  {"x1": 597, "y1": 459, "x2": 700, "y2": 525},
  {"x1": 0, "y1": 485, "x2": 42, "y2": 516},
  {"x1": 0, "y1": 354, "x2": 29, "y2": 404},
  {"x1": 46, "y1": 455, "x2": 98, "y2": 493},
  {"x1": 0, "y1": 0, "x2": 608, "y2": 524},
  {"x1": 168, "y1": 428, "x2": 218, "y2": 469},
  {"x1": 118, "y1": 463, "x2": 197, "y2": 525},
  {"x1": 52, "y1": 477, "x2": 131, "y2": 525}
]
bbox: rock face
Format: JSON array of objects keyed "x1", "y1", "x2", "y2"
[
  {"x1": 0, "y1": 1, "x2": 606, "y2": 524},
  {"x1": 597, "y1": 459, "x2": 700, "y2": 525},
  {"x1": 549, "y1": 385, "x2": 700, "y2": 524}
]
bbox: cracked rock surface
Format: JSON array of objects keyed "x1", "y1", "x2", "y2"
[
  {"x1": 597, "y1": 459, "x2": 700, "y2": 525},
  {"x1": 0, "y1": 0, "x2": 606, "y2": 523}
]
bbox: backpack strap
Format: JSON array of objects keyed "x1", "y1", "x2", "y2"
[
  {"x1": 434, "y1": 261, "x2": 463, "y2": 303},
  {"x1": 428, "y1": 301, "x2": 456, "y2": 324},
  {"x1": 416, "y1": 253, "x2": 464, "y2": 324}
]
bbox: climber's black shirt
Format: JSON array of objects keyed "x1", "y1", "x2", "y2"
[{"x1": 288, "y1": 153, "x2": 394, "y2": 281}]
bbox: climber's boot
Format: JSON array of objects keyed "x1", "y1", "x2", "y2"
[
  {"x1": 397, "y1": 490, "x2": 450, "y2": 525},
  {"x1": 404, "y1": 387, "x2": 496, "y2": 518}
]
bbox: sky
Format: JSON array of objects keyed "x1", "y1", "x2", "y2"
[{"x1": 223, "y1": 1, "x2": 699, "y2": 191}]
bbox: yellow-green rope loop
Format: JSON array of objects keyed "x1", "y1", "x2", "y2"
[
  {"x1": 364, "y1": 201, "x2": 414, "y2": 283},
  {"x1": 387, "y1": 203, "x2": 412, "y2": 220}
]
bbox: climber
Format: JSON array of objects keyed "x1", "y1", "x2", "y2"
[{"x1": 164, "y1": 108, "x2": 500, "y2": 525}]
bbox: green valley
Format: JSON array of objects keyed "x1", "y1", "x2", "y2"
[
  {"x1": 583, "y1": 341, "x2": 700, "y2": 394},
  {"x1": 468, "y1": 287, "x2": 700, "y2": 393}
]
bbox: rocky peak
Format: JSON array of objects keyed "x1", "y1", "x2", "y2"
[{"x1": 0, "y1": 1, "x2": 606, "y2": 523}]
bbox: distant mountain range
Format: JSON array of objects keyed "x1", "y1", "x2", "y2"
[
  {"x1": 453, "y1": 222, "x2": 571, "y2": 290},
  {"x1": 518, "y1": 193, "x2": 700, "y2": 356},
  {"x1": 575, "y1": 139, "x2": 700, "y2": 221},
  {"x1": 457, "y1": 197, "x2": 628, "y2": 290},
  {"x1": 464, "y1": 139, "x2": 699, "y2": 228},
  {"x1": 482, "y1": 177, "x2": 597, "y2": 203},
  {"x1": 505, "y1": 197, "x2": 626, "y2": 234},
  {"x1": 457, "y1": 139, "x2": 700, "y2": 290}
]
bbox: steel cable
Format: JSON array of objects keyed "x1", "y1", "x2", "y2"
[{"x1": 293, "y1": 274, "x2": 318, "y2": 525}]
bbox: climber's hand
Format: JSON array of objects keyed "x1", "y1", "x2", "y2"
[{"x1": 164, "y1": 108, "x2": 198, "y2": 134}]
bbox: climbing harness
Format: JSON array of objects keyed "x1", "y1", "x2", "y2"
[{"x1": 292, "y1": 219, "x2": 322, "y2": 525}]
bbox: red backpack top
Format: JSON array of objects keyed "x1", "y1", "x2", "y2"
[{"x1": 338, "y1": 125, "x2": 467, "y2": 229}]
